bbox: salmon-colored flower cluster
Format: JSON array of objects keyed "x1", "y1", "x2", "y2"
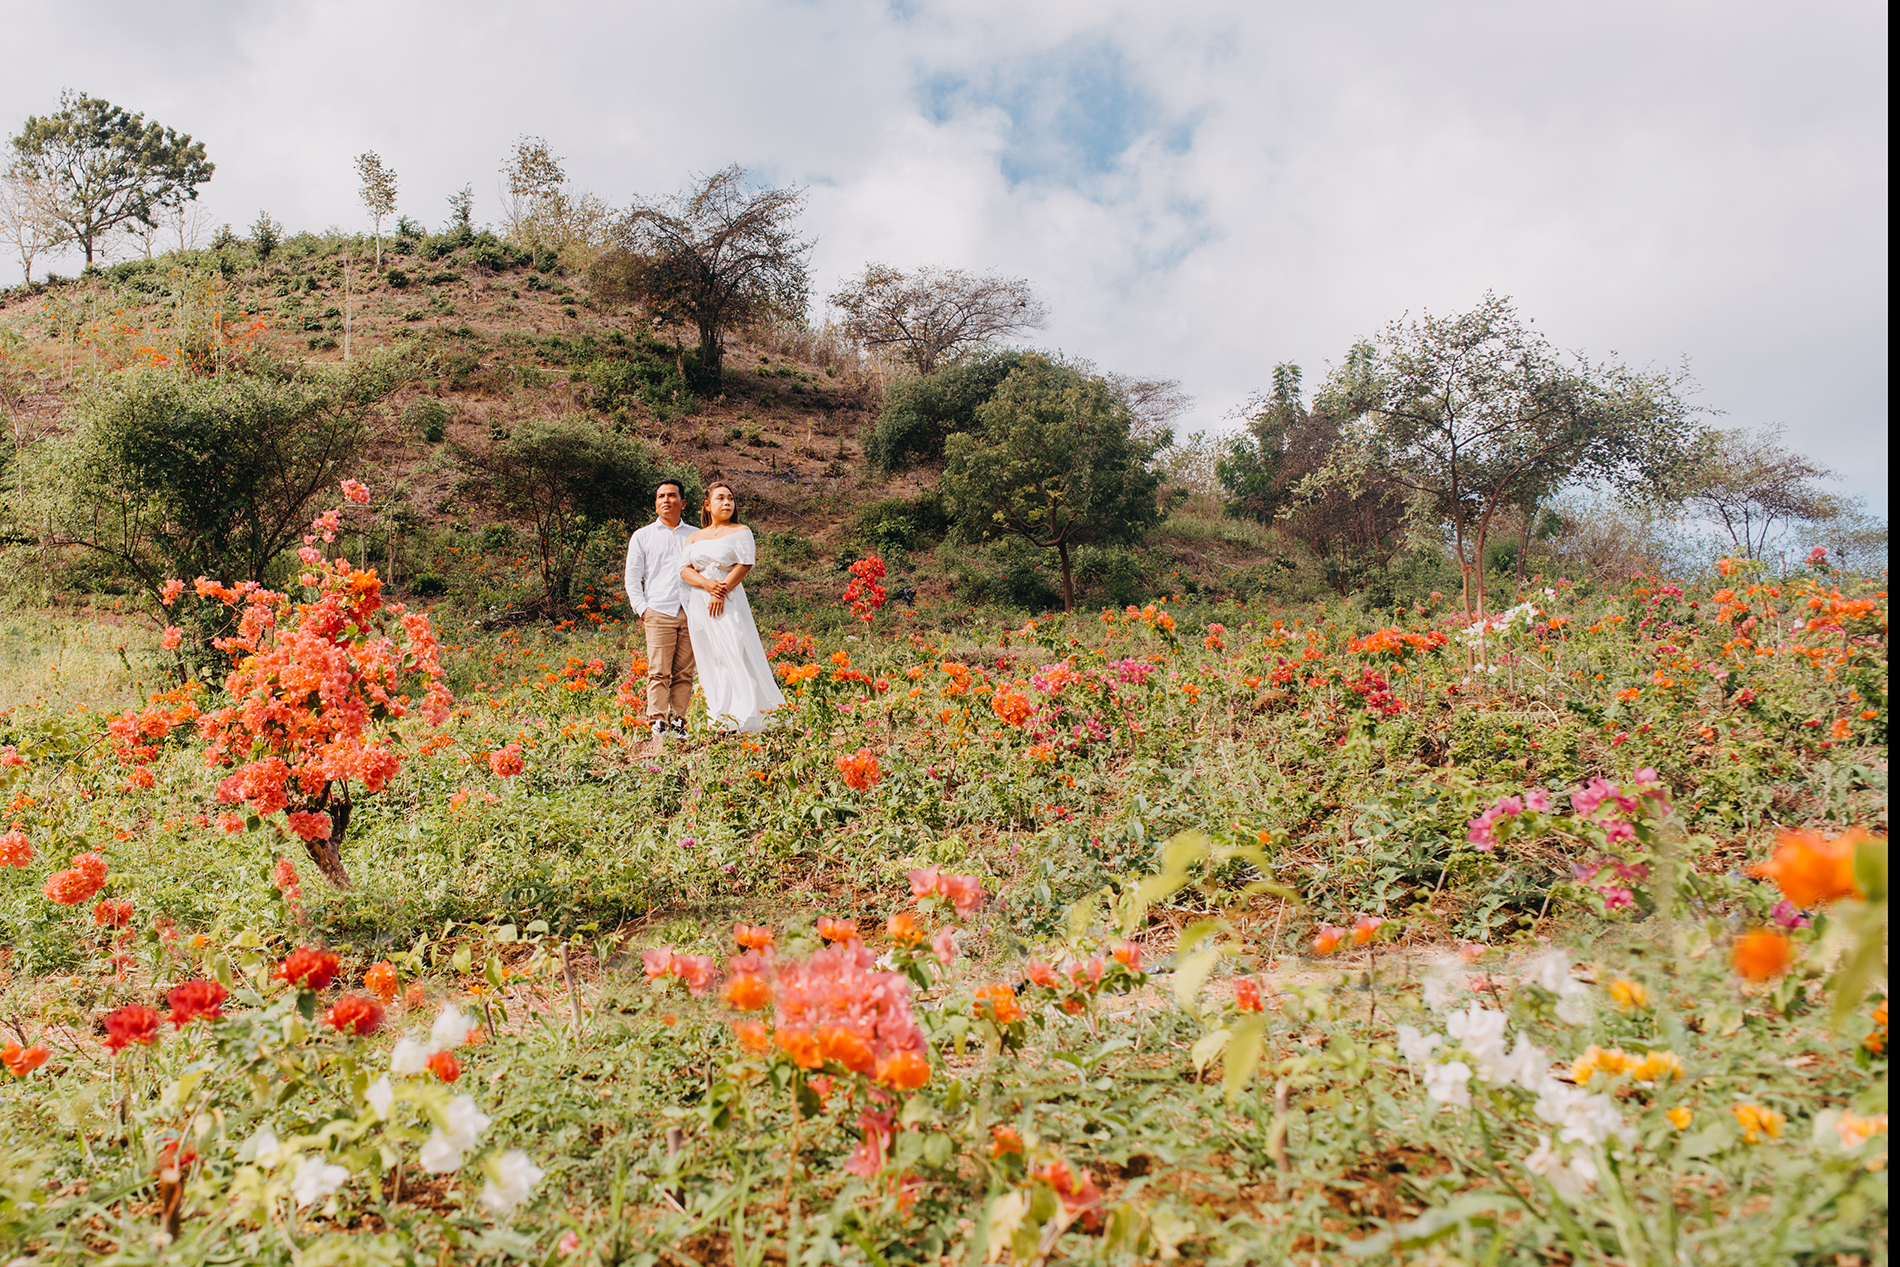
[
  {"x1": 93, "y1": 899, "x2": 134, "y2": 928},
  {"x1": 1312, "y1": 917, "x2": 1383, "y2": 955},
  {"x1": 642, "y1": 947, "x2": 717, "y2": 997},
  {"x1": 836, "y1": 748, "x2": 881, "y2": 791},
  {"x1": 817, "y1": 917, "x2": 859, "y2": 944},
  {"x1": 991, "y1": 690, "x2": 1032, "y2": 727},
  {"x1": 907, "y1": 867, "x2": 984, "y2": 916},
  {"x1": 193, "y1": 494, "x2": 452, "y2": 848},
  {"x1": 43, "y1": 853, "x2": 107, "y2": 906},
  {"x1": 1023, "y1": 942, "x2": 1147, "y2": 1014},
  {"x1": 1033, "y1": 1158, "x2": 1105, "y2": 1230},
  {"x1": 973, "y1": 983, "x2": 1025, "y2": 1025},
  {"x1": 488, "y1": 743, "x2": 525, "y2": 779},
  {"x1": 0, "y1": 829, "x2": 32, "y2": 867},
  {"x1": 1731, "y1": 929, "x2": 1793, "y2": 982}
]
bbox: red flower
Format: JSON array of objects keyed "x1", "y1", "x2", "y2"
[
  {"x1": 93, "y1": 899, "x2": 135, "y2": 928},
  {"x1": 274, "y1": 945, "x2": 341, "y2": 991},
  {"x1": 325, "y1": 993, "x2": 384, "y2": 1036},
  {"x1": 102, "y1": 1005, "x2": 161, "y2": 1051},
  {"x1": 835, "y1": 748, "x2": 881, "y2": 792},
  {"x1": 1233, "y1": 977, "x2": 1263, "y2": 1013},
  {"x1": 427, "y1": 1050, "x2": 461, "y2": 1081},
  {"x1": 489, "y1": 743, "x2": 525, "y2": 779},
  {"x1": 733, "y1": 923, "x2": 775, "y2": 951},
  {"x1": 0, "y1": 830, "x2": 32, "y2": 867},
  {"x1": 167, "y1": 979, "x2": 228, "y2": 1027},
  {"x1": 816, "y1": 917, "x2": 858, "y2": 944},
  {"x1": 1312, "y1": 926, "x2": 1347, "y2": 955}
]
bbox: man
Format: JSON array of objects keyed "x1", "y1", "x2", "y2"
[{"x1": 624, "y1": 479, "x2": 698, "y2": 741}]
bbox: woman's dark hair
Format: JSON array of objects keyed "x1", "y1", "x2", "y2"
[{"x1": 701, "y1": 483, "x2": 744, "y2": 527}]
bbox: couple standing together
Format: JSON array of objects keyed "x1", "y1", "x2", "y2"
[{"x1": 623, "y1": 479, "x2": 786, "y2": 741}]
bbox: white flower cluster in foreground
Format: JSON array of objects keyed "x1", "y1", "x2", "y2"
[
  {"x1": 1398, "y1": 974, "x2": 1632, "y2": 1199},
  {"x1": 240, "y1": 1003, "x2": 544, "y2": 1217}
]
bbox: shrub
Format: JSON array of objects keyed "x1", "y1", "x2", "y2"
[
  {"x1": 385, "y1": 267, "x2": 410, "y2": 289},
  {"x1": 403, "y1": 398, "x2": 449, "y2": 443}
]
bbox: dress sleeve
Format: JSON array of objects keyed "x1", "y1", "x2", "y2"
[{"x1": 734, "y1": 528, "x2": 757, "y2": 566}]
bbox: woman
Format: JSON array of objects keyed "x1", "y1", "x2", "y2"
[{"x1": 680, "y1": 484, "x2": 786, "y2": 733}]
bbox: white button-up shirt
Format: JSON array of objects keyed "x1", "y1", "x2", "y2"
[{"x1": 624, "y1": 518, "x2": 698, "y2": 616}]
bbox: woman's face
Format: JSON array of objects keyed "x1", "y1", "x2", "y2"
[{"x1": 709, "y1": 486, "x2": 736, "y2": 523}]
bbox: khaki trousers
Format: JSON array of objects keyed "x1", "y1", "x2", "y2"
[{"x1": 641, "y1": 608, "x2": 696, "y2": 721}]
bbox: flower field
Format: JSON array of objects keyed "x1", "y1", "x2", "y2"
[{"x1": 0, "y1": 504, "x2": 1888, "y2": 1265}]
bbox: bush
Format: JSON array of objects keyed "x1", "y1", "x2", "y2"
[
  {"x1": 866, "y1": 350, "x2": 1035, "y2": 471},
  {"x1": 851, "y1": 492, "x2": 949, "y2": 552},
  {"x1": 385, "y1": 267, "x2": 410, "y2": 288},
  {"x1": 407, "y1": 573, "x2": 449, "y2": 597},
  {"x1": 403, "y1": 397, "x2": 449, "y2": 443}
]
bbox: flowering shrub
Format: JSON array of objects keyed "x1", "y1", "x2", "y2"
[{"x1": 841, "y1": 554, "x2": 888, "y2": 624}]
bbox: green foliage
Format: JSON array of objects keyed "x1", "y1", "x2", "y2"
[
  {"x1": 864, "y1": 349, "x2": 1034, "y2": 472},
  {"x1": 402, "y1": 397, "x2": 449, "y2": 443},
  {"x1": 941, "y1": 355, "x2": 1165, "y2": 610},
  {"x1": 8, "y1": 90, "x2": 215, "y2": 263},
  {"x1": 23, "y1": 352, "x2": 408, "y2": 609},
  {"x1": 851, "y1": 492, "x2": 949, "y2": 553},
  {"x1": 461, "y1": 414, "x2": 657, "y2": 608}
]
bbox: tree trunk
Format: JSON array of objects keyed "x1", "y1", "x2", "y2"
[
  {"x1": 697, "y1": 322, "x2": 721, "y2": 391},
  {"x1": 1056, "y1": 539, "x2": 1074, "y2": 612},
  {"x1": 1515, "y1": 502, "x2": 1532, "y2": 589},
  {"x1": 302, "y1": 785, "x2": 354, "y2": 889}
]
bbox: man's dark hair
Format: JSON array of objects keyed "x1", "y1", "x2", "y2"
[{"x1": 655, "y1": 478, "x2": 685, "y2": 498}]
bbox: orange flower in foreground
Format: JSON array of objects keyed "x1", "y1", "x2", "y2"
[
  {"x1": 1731, "y1": 929, "x2": 1794, "y2": 981},
  {"x1": 364, "y1": 961, "x2": 399, "y2": 1003},
  {"x1": 725, "y1": 972, "x2": 772, "y2": 1012},
  {"x1": 1733, "y1": 1103, "x2": 1785, "y2": 1143},
  {"x1": 816, "y1": 917, "x2": 858, "y2": 944},
  {"x1": 876, "y1": 1048, "x2": 931, "y2": 1089},
  {"x1": 886, "y1": 911, "x2": 925, "y2": 947},
  {"x1": 2, "y1": 1042, "x2": 50, "y2": 1076},
  {"x1": 776, "y1": 1027, "x2": 822, "y2": 1069},
  {"x1": 427, "y1": 1050, "x2": 461, "y2": 1082},
  {"x1": 324, "y1": 993, "x2": 384, "y2": 1036},
  {"x1": 990, "y1": 1124, "x2": 1024, "y2": 1157},
  {"x1": 733, "y1": 1019, "x2": 772, "y2": 1053},
  {"x1": 275, "y1": 946, "x2": 341, "y2": 991},
  {"x1": 818, "y1": 1024, "x2": 876, "y2": 1075},
  {"x1": 733, "y1": 923, "x2": 775, "y2": 951},
  {"x1": 1233, "y1": 977, "x2": 1263, "y2": 1013},
  {"x1": 973, "y1": 983, "x2": 1025, "y2": 1024},
  {"x1": 1312, "y1": 926, "x2": 1347, "y2": 955},
  {"x1": 1751, "y1": 828, "x2": 1867, "y2": 908}
]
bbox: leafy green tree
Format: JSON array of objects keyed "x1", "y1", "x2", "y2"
[
  {"x1": 620, "y1": 166, "x2": 811, "y2": 392},
  {"x1": 464, "y1": 415, "x2": 657, "y2": 609},
  {"x1": 8, "y1": 91, "x2": 213, "y2": 264},
  {"x1": 866, "y1": 349, "x2": 1035, "y2": 472},
  {"x1": 940, "y1": 357, "x2": 1165, "y2": 611},
  {"x1": 1317, "y1": 292, "x2": 1696, "y2": 620},
  {"x1": 1217, "y1": 362, "x2": 1306, "y2": 525}
]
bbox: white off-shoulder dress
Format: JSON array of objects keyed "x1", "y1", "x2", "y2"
[{"x1": 682, "y1": 527, "x2": 786, "y2": 733}]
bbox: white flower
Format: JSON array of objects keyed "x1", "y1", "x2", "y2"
[
  {"x1": 1491, "y1": 1035, "x2": 1551, "y2": 1091},
  {"x1": 1554, "y1": 995, "x2": 1591, "y2": 1025},
  {"x1": 1524, "y1": 1135, "x2": 1594, "y2": 1200},
  {"x1": 420, "y1": 1095, "x2": 492, "y2": 1173},
  {"x1": 1446, "y1": 1004, "x2": 1510, "y2": 1076},
  {"x1": 1523, "y1": 950, "x2": 1592, "y2": 1023},
  {"x1": 1423, "y1": 1060, "x2": 1473, "y2": 1109},
  {"x1": 1395, "y1": 1024, "x2": 1444, "y2": 1067},
  {"x1": 1534, "y1": 1083, "x2": 1626, "y2": 1147},
  {"x1": 390, "y1": 1036, "x2": 434, "y2": 1076},
  {"x1": 431, "y1": 1004, "x2": 474, "y2": 1050},
  {"x1": 365, "y1": 1075, "x2": 394, "y2": 1118},
  {"x1": 478, "y1": 1150, "x2": 545, "y2": 1216},
  {"x1": 291, "y1": 1155, "x2": 351, "y2": 1207},
  {"x1": 246, "y1": 1124, "x2": 283, "y2": 1168},
  {"x1": 1421, "y1": 966, "x2": 1459, "y2": 1014}
]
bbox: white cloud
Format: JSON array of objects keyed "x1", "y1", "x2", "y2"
[{"x1": 2, "y1": 0, "x2": 1884, "y2": 507}]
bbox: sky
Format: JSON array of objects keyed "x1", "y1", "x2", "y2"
[{"x1": 2, "y1": 0, "x2": 1888, "y2": 512}]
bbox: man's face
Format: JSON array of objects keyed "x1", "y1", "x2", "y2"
[{"x1": 655, "y1": 485, "x2": 683, "y2": 523}]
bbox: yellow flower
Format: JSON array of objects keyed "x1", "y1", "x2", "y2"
[
  {"x1": 1630, "y1": 1050, "x2": 1685, "y2": 1083},
  {"x1": 1733, "y1": 1103, "x2": 1785, "y2": 1144},
  {"x1": 1665, "y1": 1106, "x2": 1694, "y2": 1129},
  {"x1": 1571, "y1": 1045, "x2": 1635, "y2": 1086},
  {"x1": 1607, "y1": 979, "x2": 1650, "y2": 1011}
]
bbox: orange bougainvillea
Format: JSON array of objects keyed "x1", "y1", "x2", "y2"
[
  {"x1": 1751, "y1": 827, "x2": 1868, "y2": 908},
  {"x1": 1732, "y1": 928, "x2": 1794, "y2": 981}
]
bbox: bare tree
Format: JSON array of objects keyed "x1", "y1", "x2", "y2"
[
  {"x1": 830, "y1": 264, "x2": 1047, "y2": 375},
  {"x1": 619, "y1": 166, "x2": 811, "y2": 391},
  {"x1": 0, "y1": 172, "x2": 71, "y2": 283},
  {"x1": 355, "y1": 151, "x2": 398, "y2": 270},
  {"x1": 1678, "y1": 424, "x2": 1843, "y2": 557},
  {"x1": 168, "y1": 202, "x2": 210, "y2": 252}
]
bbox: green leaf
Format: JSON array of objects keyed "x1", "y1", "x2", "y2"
[
  {"x1": 1222, "y1": 1015, "x2": 1267, "y2": 1103},
  {"x1": 1190, "y1": 1027, "x2": 1231, "y2": 1072},
  {"x1": 1173, "y1": 949, "x2": 1220, "y2": 1011},
  {"x1": 1341, "y1": 1193, "x2": 1508, "y2": 1256},
  {"x1": 1854, "y1": 834, "x2": 1888, "y2": 903}
]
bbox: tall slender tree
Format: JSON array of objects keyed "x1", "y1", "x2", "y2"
[{"x1": 355, "y1": 151, "x2": 398, "y2": 271}]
